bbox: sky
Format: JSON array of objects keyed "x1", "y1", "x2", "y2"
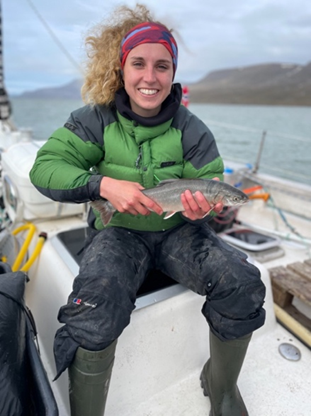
[{"x1": 2, "y1": 0, "x2": 311, "y2": 95}]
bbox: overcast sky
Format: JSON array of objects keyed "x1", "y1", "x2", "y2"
[{"x1": 3, "y1": 0, "x2": 311, "y2": 95}]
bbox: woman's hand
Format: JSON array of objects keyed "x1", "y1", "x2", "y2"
[
  {"x1": 180, "y1": 177, "x2": 224, "y2": 221},
  {"x1": 99, "y1": 177, "x2": 163, "y2": 217}
]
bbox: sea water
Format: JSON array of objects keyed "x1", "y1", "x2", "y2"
[{"x1": 10, "y1": 97, "x2": 311, "y2": 184}]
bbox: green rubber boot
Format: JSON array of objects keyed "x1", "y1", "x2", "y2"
[
  {"x1": 200, "y1": 331, "x2": 252, "y2": 416},
  {"x1": 68, "y1": 340, "x2": 117, "y2": 416}
]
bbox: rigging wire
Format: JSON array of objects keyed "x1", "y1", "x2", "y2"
[
  {"x1": 256, "y1": 163, "x2": 311, "y2": 182},
  {"x1": 266, "y1": 192, "x2": 311, "y2": 256},
  {"x1": 206, "y1": 120, "x2": 311, "y2": 182},
  {"x1": 206, "y1": 120, "x2": 311, "y2": 143},
  {"x1": 221, "y1": 154, "x2": 311, "y2": 183},
  {"x1": 25, "y1": 0, "x2": 84, "y2": 76}
]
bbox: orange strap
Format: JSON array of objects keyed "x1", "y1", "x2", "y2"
[
  {"x1": 243, "y1": 185, "x2": 263, "y2": 194},
  {"x1": 243, "y1": 185, "x2": 270, "y2": 202},
  {"x1": 248, "y1": 193, "x2": 270, "y2": 202}
]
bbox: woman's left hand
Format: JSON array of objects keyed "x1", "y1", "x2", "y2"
[{"x1": 180, "y1": 178, "x2": 224, "y2": 221}]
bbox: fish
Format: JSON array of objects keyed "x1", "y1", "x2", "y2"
[{"x1": 90, "y1": 178, "x2": 249, "y2": 226}]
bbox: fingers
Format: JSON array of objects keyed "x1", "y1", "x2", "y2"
[
  {"x1": 192, "y1": 191, "x2": 212, "y2": 212},
  {"x1": 100, "y1": 178, "x2": 163, "y2": 217},
  {"x1": 210, "y1": 178, "x2": 223, "y2": 213},
  {"x1": 213, "y1": 202, "x2": 224, "y2": 214},
  {"x1": 181, "y1": 190, "x2": 224, "y2": 220},
  {"x1": 139, "y1": 193, "x2": 163, "y2": 216},
  {"x1": 182, "y1": 190, "x2": 204, "y2": 214},
  {"x1": 181, "y1": 190, "x2": 212, "y2": 220},
  {"x1": 126, "y1": 196, "x2": 163, "y2": 217},
  {"x1": 123, "y1": 186, "x2": 163, "y2": 216}
]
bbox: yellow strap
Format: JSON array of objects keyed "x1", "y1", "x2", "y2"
[
  {"x1": 20, "y1": 234, "x2": 46, "y2": 272},
  {"x1": 12, "y1": 223, "x2": 36, "y2": 271}
]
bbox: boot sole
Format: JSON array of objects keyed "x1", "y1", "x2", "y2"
[
  {"x1": 200, "y1": 369, "x2": 210, "y2": 397},
  {"x1": 200, "y1": 370, "x2": 249, "y2": 416}
]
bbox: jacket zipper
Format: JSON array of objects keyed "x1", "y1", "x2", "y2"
[{"x1": 135, "y1": 145, "x2": 142, "y2": 169}]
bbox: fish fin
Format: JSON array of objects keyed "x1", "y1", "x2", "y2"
[
  {"x1": 204, "y1": 206, "x2": 215, "y2": 216},
  {"x1": 155, "y1": 179, "x2": 179, "y2": 187},
  {"x1": 90, "y1": 200, "x2": 116, "y2": 226},
  {"x1": 163, "y1": 211, "x2": 177, "y2": 219},
  {"x1": 156, "y1": 178, "x2": 203, "y2": 187},
  {"x1": 202, "y1": 211, "x2": 210, "y2": 218}
]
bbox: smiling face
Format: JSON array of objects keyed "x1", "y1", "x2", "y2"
[{"x1": 122, "y1": 43, "x2": 174, "y2": 117}]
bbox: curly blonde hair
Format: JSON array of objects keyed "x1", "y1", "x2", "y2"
[{"x1": 81, "y1": 4, "x2": 171, "y2": 106}]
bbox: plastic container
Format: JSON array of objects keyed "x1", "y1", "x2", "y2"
[
  {"x1": 1, "y1": 141, "x2": 85, "y2": 221},
  {"x1": 220, "y1": 228, "x2": 281, "y2": 251},
  {"x1": 223, "y1": 163, "x2": 253, "y2": 188},
  {"x1": 223, "y1": 167, "x2": 237, "y2": 187}
]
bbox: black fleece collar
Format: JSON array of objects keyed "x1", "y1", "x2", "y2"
[{"x1": 114, "y1": 83, "x2": 182, "y2": 127}]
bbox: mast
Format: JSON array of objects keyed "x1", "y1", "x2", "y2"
[{"x1": 0, "y1": 1, "x2": 12, "y2": 121}]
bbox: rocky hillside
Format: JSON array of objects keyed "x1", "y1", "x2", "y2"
[
  {"x1": 189, "y1": 62, "x2": 311, "y2": 106},
  {"x1": 19, "y1": 79, "x2": 83, "y2": 100},
  {"x1": 18, "y1": 62, "x2": 311, "y2": 106}
]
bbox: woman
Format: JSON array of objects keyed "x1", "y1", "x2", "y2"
[{"x1": 29, "y1": 4, "x2": 266, "y2": 416}]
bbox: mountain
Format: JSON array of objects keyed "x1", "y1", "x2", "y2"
[
  {"x1": 189, "y1": 62, "x2": 311, "y2": 106},
  {"x1": 19, "y1": 79, "x2": 83, "y2": 100},
  {"x1": 18, "y1": 62, "x2": 311, "y2": 106}
]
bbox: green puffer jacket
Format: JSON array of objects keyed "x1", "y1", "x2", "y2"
[{"x1": 29, "y1": 84, "x2": 224, "y2": 231}]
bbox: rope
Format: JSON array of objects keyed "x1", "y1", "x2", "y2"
[
  {"x1": 263, "y1": 191, "x2": 311, "y2": 256},
  {"x1": 25, "y1": 0, "x2": 84, "y2": 75}
]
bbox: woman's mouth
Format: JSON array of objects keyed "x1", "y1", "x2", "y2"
[{"x1": 138, "y1": 88, "x2": 158, "y2": 95}]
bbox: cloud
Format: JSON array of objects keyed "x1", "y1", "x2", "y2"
[{"x1": 3, "y1": 0, "x2": 311, "y2": 94}]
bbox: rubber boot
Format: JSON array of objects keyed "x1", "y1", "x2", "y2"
[
  {"x1": 200, "y1": 331, "x2": 252, "y2": 416},
  {"x1": 68, "y1": 339, "x2": 117, "y2": 416}
]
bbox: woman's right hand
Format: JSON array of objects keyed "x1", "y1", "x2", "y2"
[{"x1": 99, "y1": 177, "x2": 163, "y2": 217}]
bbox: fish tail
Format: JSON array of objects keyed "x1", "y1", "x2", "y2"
[{"x1": 90, "y1": 200, "x2": 115, "y2": 226}]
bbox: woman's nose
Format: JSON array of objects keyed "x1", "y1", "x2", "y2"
[{"x1": 143, "y1": 65, "x2": 156, "y2": 82}]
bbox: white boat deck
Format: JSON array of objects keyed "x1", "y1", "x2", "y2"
[
  {"x1": 24, "y1": 214, "x2": 311, "y2": 416},
  {"x1": 2, "y1": 143, "x2": 310, "y2": 415},
  {"x1": 107, "y1": 275, "x2": 311, "y2": 416},
  {"x1": 2, "y1": 94, "x2": 311, "y2": 416},
  {"x1": 237, "y1": 200, "x2": 311, "y2": 266}
]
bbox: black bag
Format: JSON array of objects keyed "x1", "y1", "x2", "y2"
[{"x1": 0, "y1": 263, "x2": 58, "y2": 416}]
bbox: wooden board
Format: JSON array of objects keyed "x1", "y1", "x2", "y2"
[
  {"x1": 287, "y1": 261, "x2": 311, "y2": 283},
  {"x1": 304, "y1": 258, "x2": 311, "y2": 268},
  {"x1": 269, "y1": 260, "x2": 311, "y2": 332}
]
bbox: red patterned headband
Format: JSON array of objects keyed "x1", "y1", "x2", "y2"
[{"x1": 120, "y1": 22, "x2": 178, "y2": 78}]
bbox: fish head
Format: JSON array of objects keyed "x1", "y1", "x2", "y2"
[{"x1": 222, "y1": 188, "x2": 249, "y2": 206}]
